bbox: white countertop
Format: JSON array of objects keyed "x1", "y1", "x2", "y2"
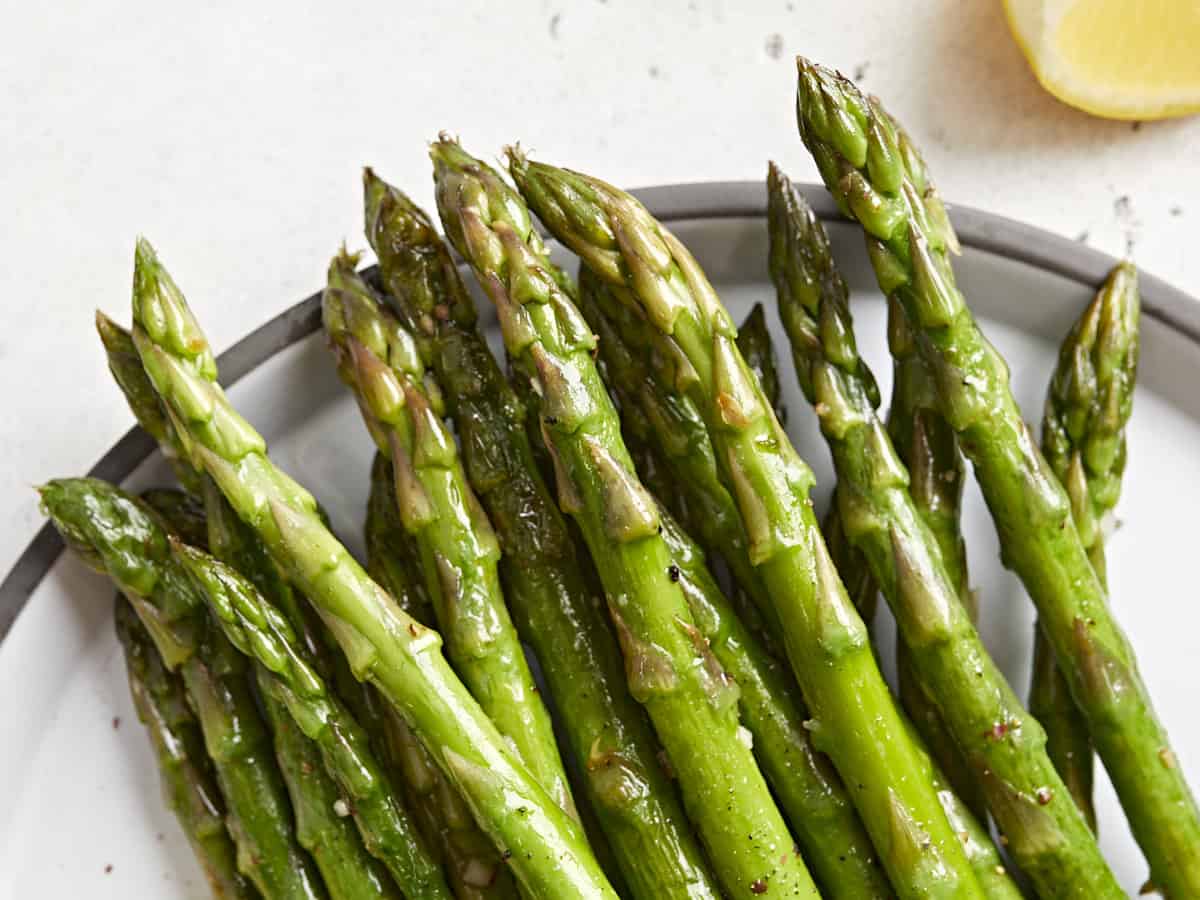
[{"x1": 4, "y1": 0, "x2": 1199, "y2": 578}]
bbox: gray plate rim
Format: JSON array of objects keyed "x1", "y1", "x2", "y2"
[{"x1": 4, "y1": 178, "x2": 1197, "y2": 642}]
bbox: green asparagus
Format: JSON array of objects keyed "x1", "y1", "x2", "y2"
[
  {"x1": 100, "y1": 311, "x2": 403, "y2": 899},
  {"x1": 171, "y1": 539, "x2": 451, "y2": 899},
  {"x1": 510, "y1": 150, "x2": 984, "y2": 900},
  {"x1": 769, "y1": 161, "x2": 1107, "y2": 895},
  {"x1": 113, "y1": 598, "x2": 253, "y2": 899},
  {"x1": 795, "y1": 56, "x2": 1199, "y2": 896},
  {"x1": 1030, "y1": 262, "x2": 1140, "y2": 833},
  {"x1": 578, "y1": 266, "x2": 889, "y2": 897},
  {"x1": 433, "y1": 139, "x2": 819, "y2": 899},
  {"x1": 884, "y1": 297, "x2": 987, "y2": 822},
  {"x1": 202, "y1": 480, "x2": 427, "y2": 899},
  {"x1": 40, "y1": 478, "x2": 326, "y2": 899},
  {"x1": 364, "y1": 168, "x2": 722, "y2": 900},
  {"x1": 321, "y1": 250, "x2": 575, "y2": 824},
  {"x1": 366, "y1": 455, "x2": 522, "y2": 900},
  {"x1": 127, "y1": 238, "x2": 617, "y2": 900}
]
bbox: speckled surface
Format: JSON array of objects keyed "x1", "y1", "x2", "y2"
[{"x1": 3, "y1": 0, "x2": 1198, "y2": 578}]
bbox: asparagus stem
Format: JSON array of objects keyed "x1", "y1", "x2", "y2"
[
  {"x1": 796, "y1": 56, "x2": 1199, "y2": 896},
  {"x1": 101, "y1": 313, "x2": 406, "y2": 899},
  {"x1": 768, "y1": 160, "x2": 1114, "y2": 896},
  {"x1": 578, "y1": 267, "x2": 889, "y2": 898},
  {"x1": 364, "y1": 169, "x2": 720, "y2": 900},
  {"x1": 433, "y1": 139, "x2": 819, "y2": 899},
  {"x1": 202, "y1": 480, "x2": 425, "y2": 898},
  {"x1": 114, "y1": 597, "x2": 254, "y2": 899},
  {"x1": 321, "y1": 251, "x2": 574, "y2": 825},
  {"x1": 510, "y1": 150, "x2": 984, "y2": 900},
  {"x1": 884, "y1": 298, "x2": 988, "y2": 822},
  {"x1": 40, "y1": 478, "x2": 327, "y2": 899},
  {"x1": 172, "y1": 539, "x2": 451, "y2": 900},
  {"x1": 1030, "y1": 262, "x2": 1140, "y2": 833},
  {"x1": 366, "y1": 455, "x2": 522, "y2": 900},
  {"x1": 127, "y1": 238, "x2": 616, "y2": 900}
]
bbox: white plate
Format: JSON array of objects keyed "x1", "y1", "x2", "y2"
[{"x1": 2, "y1": 182, "x2": 1197, "y2": 897}]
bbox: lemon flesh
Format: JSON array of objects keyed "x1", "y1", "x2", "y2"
[{"x1": 1005, "y1": 0, "x2": 1200, "y2": 119}]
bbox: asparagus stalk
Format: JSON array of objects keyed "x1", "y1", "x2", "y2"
[
  {"x1": 364, "y1": 170, "x2": 721, "y2": 900},
  {"x1": 127, "y1": 239, "x2": 616, "y2": 900},
  {"x1": 577, "y1": 266, "x2": 889, "y2": 897},
  {"x1": 659, "y1": 493, "x2": 890, "y2": 898},
  {"x1": 202, "y1": 480, "x2": 433, "y2": 899},
  {"x1": 770, "y1": 162, "x2": 1108, "y2": 894},
  {"x1": 795, "y1": 57, "x2": 1199, "y2": 896},
  {"x1": 99, "y1": 313, "x2": 405, "y2": 899},
  {"x1": 510, "y1": 150, "x2": 984, "y2": 900},
  {"x1": 321, "y1": 251, "x2": 575, "y2": 824},
  {"x1": 885, "y1": 299, "x2": 987, "y2": 821},
  {"x1": 1030, "y1": 262, "x2": 1140, "y2": 833},
  {"x1": 366, "y1": 454, "x2": 522, "y2": 900},
  {"x1": 169, "y1": 538, "x2": 450, "y2": 900},
  {"x1": 432, "y1": 139, "x2": 819, "y2": 899},
  {"x1": 113, "y1": 597, "x2": 253, "y2": 899},
  {"x1": 39, "y1": 478, "x2": 326, "y2": 900}
]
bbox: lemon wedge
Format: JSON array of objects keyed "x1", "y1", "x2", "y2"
[{"x1": 1004, "y1": 0, "x2": 1200, "y2": 119}]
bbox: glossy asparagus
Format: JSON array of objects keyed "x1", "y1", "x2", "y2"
[
  {"x1": 366, "y1": 455, "x2": 522, "y2": 900},
  {"x1": 433, "y1": 138, "x2": 819, "y2": 899},
  {"x1": 579, "y1": 268, "x2": 889, "y2": 897},
  {"x1": 321, "y1": 251, "x2": 574, "y2": 823},
  {"x1": 173, "y1": 540, "x2": 450, "y2": 900},
  {"x1": 39, "y1": 477, "x2": 326, "y2": 900},
  {"x1": 202, "y1": 481, "x2": 421, "y2": 899},
  {"x1": 1030, "y1": 262, "x2": 1140, "y2": 832},
  {"x1": 885, "y1": 298, "x2": 987, "y2": 821},
  {"x1": 511, "y1": 150, "x2": 983, "y2": 900},
  {"x1": 769, "y1": 160, "x2": 1115, "y2": 896},
  {"x1": 100, "y1": 312, "x2": 402, "y2": 899},
  {"x1": 795, "y1": 56, "x2": 1199, "y2": 896},
  {"x1": 113, "y1": 598, "x2": 253, "y2": 899},
  {"x1": 364, "y1": 169, "x2": 721, "y2": 900},
  {"x1": 127, "y1": 238, "x2": 617, "y2": 899}
]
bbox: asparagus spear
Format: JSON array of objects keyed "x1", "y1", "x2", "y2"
[
  {"x1": 659, "y1": 491, "x2": 890, "y2": 898},
  {"x1": 510, "y1": 151, "x2": 984, "y2": 900},
  {"x1": 884, "y1": 299, "x2": 987, "y2": 822},
  {"x1": 201, "y1": 480, "x2": 433, "y2": 899},
  {"x1": 1029, "y1": 262, "x2": 1140, "y2": 832},
  {"x1": 795, "y1": 57, "x2": 1200, "y2": 896},
  {"x1": 39, "y1": 478, "x2": 326, "y2": 900},
  {"x1": 168, "y1": 537, "x2": 451, "y2": 900},
  {"x1": 577, "y1": 266, "x2": 889, "y2": 897},
  {"x1": 127, "y1": 239, "x2": 616, "y2": 900},
  {"x1": 99, "y1": 313, "x2": 405, "y2": 899},
  {"x1": 321, "y1": 251, "x2": 575, "y2": 825},
  {"x1": 364, "y1": 170, "x2": 721, "y2": 900},
  {"x1": 113, "y1": 597, "x2": 253, "y2": 899},
  {"x1": 770, "y1": 161, "x2": 1108, "y2": 895},
  {"x1": 366, "y1": 455, "x2": 522, "y2": 900},
  {"x1": 432, "y1": 139, "x2": 819, "y2": 900}
]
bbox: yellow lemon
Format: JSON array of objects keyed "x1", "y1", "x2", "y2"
[{"x1": 1003, "y1": 0, "x2": 1200, "y2": 119}]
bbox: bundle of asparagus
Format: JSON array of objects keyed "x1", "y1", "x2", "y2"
[{"x1": 34, "y1": 55, "x2": 1197, "y2": 900}]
